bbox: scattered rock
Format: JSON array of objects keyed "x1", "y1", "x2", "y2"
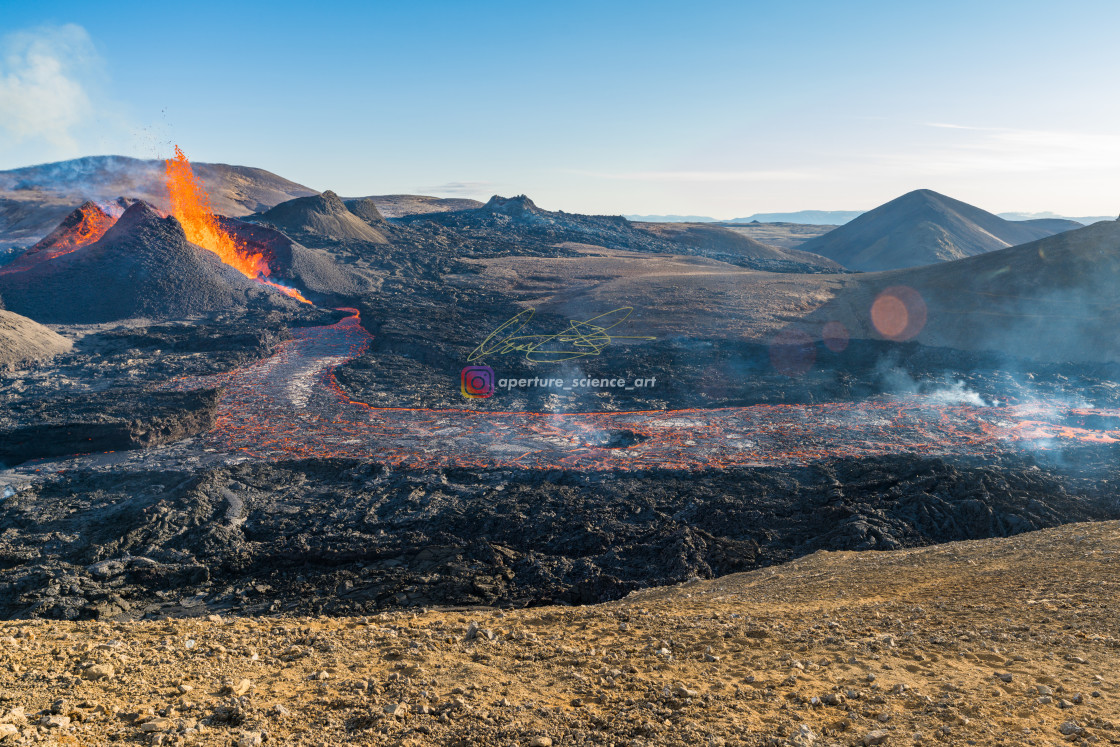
[
  {"x1": 82, "y1": 663, "x2": 115, "y2": 681},
  {"x1": 38, "y1": 715, "x2": 70, "y2": 729},
  {"x1": 1059, "y1": 721, "x2": 1083, "y2": 737},
  {"x1": 221, "y1": 678, "x2": 252, "y2": 696},
  {"x1": 140, "y1": 718, "x2": 172, "y2": 733}
]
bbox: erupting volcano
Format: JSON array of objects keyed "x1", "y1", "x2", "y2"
[
  {"x1": 0, "y1": 201, "x2": 119, "y2": 276},
  {"x1": 164, "y1": 146, "x2": 310, "y2": 304}
]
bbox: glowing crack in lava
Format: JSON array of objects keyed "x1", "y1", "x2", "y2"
[
  {"x1": 164, "y1": 309, "x2": 1120, "y2": 470},
  {"x1": 164, "y1": 146, "x2": 310, "y2": 304}
]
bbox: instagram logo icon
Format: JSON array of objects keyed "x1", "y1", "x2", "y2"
[{"x1": 461, "y1": 365, "x2": 495, "y2": 398}]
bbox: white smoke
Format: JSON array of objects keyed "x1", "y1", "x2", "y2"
[
  {"x1": 925, "y1": 380, "x2": 990, "y2": 407},
  {"x1": 0, "y1": 24, "x2": 101, "y2": 153},
  {"x1": 875, "y1": 358, "x2": 991, "y2": 406}
]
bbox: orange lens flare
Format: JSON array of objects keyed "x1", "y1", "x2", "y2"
[{"x1": 871, "y1": 286, "x2": 927, "y2": 341}]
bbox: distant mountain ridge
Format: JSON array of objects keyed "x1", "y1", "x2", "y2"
[
  {"x1": 998, "y1": 211, "x2": 1113, "y2": 225},
  {"x1": 796, "y1": 189, "x2": 1083, "y2": 272},
  {"x1": 625, "y1": 214, "x2": 719, "y2": 223},
  {"x1": 729, "y1": 210, "x2": 865, "y2": 225},
  {"x1": 356, "y1": 195, "x2": 484, "y2": 219}
]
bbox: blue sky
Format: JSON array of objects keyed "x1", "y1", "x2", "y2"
[{"x1": 2, "y1": 0, "x2": 1119, "y2": 217}]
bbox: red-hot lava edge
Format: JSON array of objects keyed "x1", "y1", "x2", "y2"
[{"x1": 160, "y1": 308, "x2": 1120, "y2": 470}]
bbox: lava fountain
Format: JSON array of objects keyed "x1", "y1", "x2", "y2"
[{"x1": 164, "y1": 146, "x2": 310, "y2": 304}]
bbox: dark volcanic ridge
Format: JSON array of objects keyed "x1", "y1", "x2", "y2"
[
  {"x1": 0, "y1": 201, "x2": 302, "y2": 324},
  {"x1": 799, "y1": 189, "x2": 1083, "y2": 272},
  {"x1": 400, "y1": 194, "x2": 839, "y2": 272}
]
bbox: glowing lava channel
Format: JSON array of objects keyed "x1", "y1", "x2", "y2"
[
  {"x1": 163, "y1": 309, "x2": 1120, "y2": 471},
  {"x1": 164, "y1": 146, "x2": 310, "y2": 304}
]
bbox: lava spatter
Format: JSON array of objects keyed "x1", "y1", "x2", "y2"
[{"x1": 164, "y1": 309, "x2": 1120, "y2": 470}]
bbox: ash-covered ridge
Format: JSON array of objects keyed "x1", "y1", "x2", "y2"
[{"x1": 400, "y1": 193, "x2": 839, "y2": 272}]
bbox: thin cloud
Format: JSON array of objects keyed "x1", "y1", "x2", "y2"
[
  {"x1": 913, "y1": 123, "x2": 1120, "y2": 173},
  {"x1": 0, "y1": 24, "x2": 102, "y2": 152},
  {"x1": 418, "y1": 181, "x2": 497, "y2": 196},
  {"x1": 567, "y1": 169, "x2": 823, "y2": 183}
]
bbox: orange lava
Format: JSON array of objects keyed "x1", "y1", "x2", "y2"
[
  {"x1": 259, "y1": 277, "x2": 312, "y2": 304},
  {"x1": 42, "y1": 206, "x2": 115, "y2": 256},
  {"x1": 165, "y1": 145, "x2": 269, "y2": 280}
]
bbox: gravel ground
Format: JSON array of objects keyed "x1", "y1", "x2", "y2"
[{"x1": 0, "y1": 520, "x2": 1117, "y2": 746}]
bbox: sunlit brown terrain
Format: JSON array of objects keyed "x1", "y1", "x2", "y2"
[{"x1": 0, "y1": 521, "x2": 1115, "y2": 746}]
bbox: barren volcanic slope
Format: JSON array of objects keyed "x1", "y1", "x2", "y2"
[
  {"x1": 0, "y1": 309, "x2": 72, "y2": 369},
  {"x1": 0, "y1": 156, "x2": 318, "y2": 250},
  {"x1": 634, "y1": 222, "x2": 845, "y2": 273},
  {"x1": 798, "y1": 189, "x2": 1083, "y2": 271},
  {"x1": 401, "y1": 195, "x2": 838, "y2": 272},
  {"x1": 0, "y1": 520, "x2": 1116, "y2": 746},
  {"x1": 0, "y1": 202, "x2": 301, "y2": 324},
  {"x1": 256, "y1": 190, "x2": 390, "y2": 244},
  {"x1": 720, "y1": 222, "x2": 839, "y2": 250},
  {"x1": 808, "y1": 217, "x2": 1120, "y2": 362}
]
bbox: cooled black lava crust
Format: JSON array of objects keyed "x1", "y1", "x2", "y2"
[{"x1": 2, "y1": 447, "x2": 1118, "y2": 620}]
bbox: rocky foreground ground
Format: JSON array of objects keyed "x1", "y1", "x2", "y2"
[{"x1": 0, "y1": 521, "x2": 1117, "y2": 746}]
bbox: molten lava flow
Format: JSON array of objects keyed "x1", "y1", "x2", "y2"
[
  {"x1": 165, "y1": 146, "x2": 309, "y2": 304},
  {"x1": 41, "y1": 204, "x2": 116, "y2": 257},
  {"x1": 258, "y1": 277, "x2": 312, "y2": 304}
]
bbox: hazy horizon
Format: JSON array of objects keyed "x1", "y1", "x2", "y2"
[{"x1": 2, "y1": 1, "x2": 1119, "y2": 217}]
